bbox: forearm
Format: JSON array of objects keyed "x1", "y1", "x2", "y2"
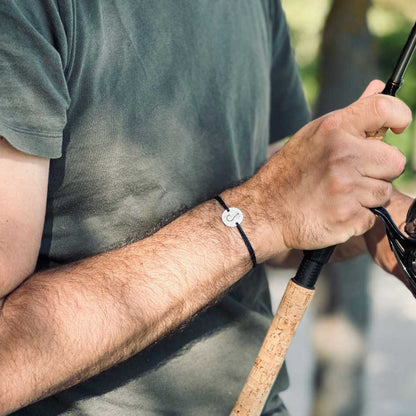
[{"x1": 0, "y1": 183, "x2": 279, "y2": 413}]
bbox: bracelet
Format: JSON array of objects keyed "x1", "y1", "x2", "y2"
[{"x1": 215, "y1": 195, "x2": 257, "y2": 268}]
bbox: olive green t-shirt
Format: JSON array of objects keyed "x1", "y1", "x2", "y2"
[{"x1": 0, "y1": 1, "x2": 309, "y2": 414}]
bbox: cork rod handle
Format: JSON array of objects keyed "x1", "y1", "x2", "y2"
[
  {"x1": 231, "y1": 128, "x2": 388, "y2": 416},
  {"x1": 230, "y1": 280, "x2": 314, "y2": 416},
  {"x1": 230, "y1": 23, "x2": 415, "y2": 413}
]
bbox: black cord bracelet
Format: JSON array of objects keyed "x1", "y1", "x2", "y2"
[{"x1": 215, "y1": 195, "x2": 257, "y2": 268}]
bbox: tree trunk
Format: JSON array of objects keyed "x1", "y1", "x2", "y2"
[{"x1": 315, "y1": 0, "x2": 378, "y2": 116}]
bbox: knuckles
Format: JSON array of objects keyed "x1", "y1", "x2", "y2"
[
  {"x1": 317, "y1": 113, "x2": 342, "y2": 136},
  {"x1": 390, "y1": 149, "x2": 406, "y2": 176},
  {"x1": 371, "y1": 95, "x2": 412, "y2": 127},
  {"x1": 372, "y1": 182, "x2": 392, "y2": 204},
  {"x1": 326, "y1": 144, "x2": 355, "y2": 167},
  {"x1": 330, "y1": 202, "x2": 375, "y2": 238},
  {"x1": 377, "y1": 144, "x2": 407, "y2": 178},
  {"x1": 371, "y1": 95, "x2": 391, "y2": 123},
  {"x1": 327, "y1": 173, "x2": 354, "y2": 196},
  {"x1": 355, "y1": 211, "x2": 376, "y2": 236},
  {"x1": 334, "y1": 203, "x2": 359, "y2": 224},
  {"x1": 344, "y1": 102, "x2": 362, "y2": 120},
  {"x1": 320, "y1": 126, "x2": 357, "y2": 164}
]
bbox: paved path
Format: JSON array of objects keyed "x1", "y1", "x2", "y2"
[{"x1": 267, "y1": 262, "x2": 416, "y2": 416}]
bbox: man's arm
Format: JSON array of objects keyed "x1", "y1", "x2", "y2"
[
  {"x1": 0, "y1": 89, "x2": 410, "y2": 413},
  {"x1": 266, "y1": 80, "x2": 413, "y2": 274},
  {"x1": 0, "y1": 137, "x2": 49, "y2": 297},
  {"x1": 0, "y1": 184, "x2": 276, "y2": 413}
]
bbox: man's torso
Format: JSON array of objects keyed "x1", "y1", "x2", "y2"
[{"x1": 0, "y1": 1, "x2": 308, "y2": 414}]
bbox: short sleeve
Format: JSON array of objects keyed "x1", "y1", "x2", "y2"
[
  {"x1": 0, "y1": 0, "x2": 71, "y2": 159},
  {"x1": 269, "y1": 1, "x2": 310, "y2": 143}
]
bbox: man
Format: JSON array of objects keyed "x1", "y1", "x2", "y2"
[{"x1": 0, "y1": 1, "x2": 412, "y2": 415}]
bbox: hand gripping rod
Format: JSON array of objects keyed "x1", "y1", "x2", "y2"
[{"x1": 231, "y1": 22, "x2": 416, "y2": 416}]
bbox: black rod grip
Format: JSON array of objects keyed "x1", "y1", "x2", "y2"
[{"x1": 292, "y1": 246, "x2": 335, "y2": 290}]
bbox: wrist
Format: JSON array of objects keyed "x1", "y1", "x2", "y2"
[{"x1": 217, "y1": 181, "x2": 286, "y2": 264}]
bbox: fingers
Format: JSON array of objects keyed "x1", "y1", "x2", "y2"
[
  {"x1": 354, "y1": 209, "x2": 376, "y2": 237},
  {"x1": 356, "y1": 177, "x2": 393, "y2": 208},
  {"x1": 332, "y1": 200, "x2": 376, "y2": 238},
  {"x1": 354, "y1": 139, "x2": 406, "y2": 181},
  {"x1": 347, "y1": 178, "x2": 392, "y2": 238},
  {"x1": 322, "y1": 132, "x2": 405, "y2": 181},
  {"x1": 341, "y1": 94, "x2": 412, "y2": 137},
  {"x1": 358, "y1": 79, "x2": 385, "y2": 99}
]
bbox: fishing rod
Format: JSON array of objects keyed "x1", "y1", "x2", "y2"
[{"x1": 231, "y1": 22, "x2": 416, "y2": 416}]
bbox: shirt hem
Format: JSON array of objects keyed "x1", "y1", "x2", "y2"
[{"x1": 0, "y1": 121, "x2": 62, "y2": 159}]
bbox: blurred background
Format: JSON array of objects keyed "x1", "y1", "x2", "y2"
[{"x1": 267, "y1": 1, "x2": 416, "y2": 415}]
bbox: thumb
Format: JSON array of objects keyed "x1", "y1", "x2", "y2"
[{"x1": 358, "y1": 79, "x2": 385, "y2": 99}]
